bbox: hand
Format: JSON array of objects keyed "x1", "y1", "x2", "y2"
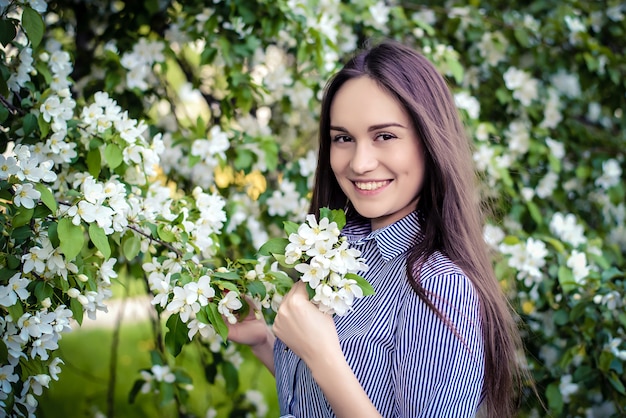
[
  {"x1": 226, "y1": 302, "x2": 270, "y2": 347},
  {"x1": 226, "y1": 300, "x2": 276, "y2": 374},
  {"x1": 272, "y1": 281, "x2": 342, "y2": 365}
]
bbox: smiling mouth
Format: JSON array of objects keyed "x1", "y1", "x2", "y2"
[{"x1": 354, "y1": 180, "x2": 390, "y2": 191}]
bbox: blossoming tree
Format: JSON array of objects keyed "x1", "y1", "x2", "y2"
[{"x1": 0, "y1": 0, "x2": 624, "y2": 417}]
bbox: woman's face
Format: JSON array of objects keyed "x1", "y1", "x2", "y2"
[{"x1": 329, "y1": 76, "x2": 426, "y2": 231}]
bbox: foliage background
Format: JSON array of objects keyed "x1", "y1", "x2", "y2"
[{"x1": 0, "y1": 0, "x2": 625, "y2": 417}]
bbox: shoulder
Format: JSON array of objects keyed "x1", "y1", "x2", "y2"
[
  {"x1": 420, "y1": 251, "x2": 466, "y2": 283},
  {"x1": 402, "y1": 251, "x2": 481, "y2": 324}
]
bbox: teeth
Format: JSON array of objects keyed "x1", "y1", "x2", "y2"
[{"x1": 355, "y1": 181, "x2": 388, "y2": 191}]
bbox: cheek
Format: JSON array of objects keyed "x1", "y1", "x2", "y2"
[{"x1": 329, "y1": 148, "x2": 345, "y2": 175}]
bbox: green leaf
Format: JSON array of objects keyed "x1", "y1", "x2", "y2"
[
  {"x1": 164, "y1": 314, "x2": 189, "y2": 357},
  {"x1": 34, "y1": 183, "x2": 57, "y2": 213},
  {"x1": 33, "y1": 281, "x2": 53, "y2": 302},
  {"x1": 195, "y1": 307, "x2": 210, "y2": 324},
  {"x1": 0, "y1": 339, "x2": 8, "y2": 364},
  {"x1": 282, "y1": 221, "x2": 299, "y2": 237},
  {"x1": 22, "y1": 113, "x2": 38, "y2": 137},
  {"x1": 157, "y1": 224, "x2": 176, "y2": 242},
  {"x1": 149, "y1": 350, "x2": 163, "y2": 366},
  {"x1": 0, "y1": 18, "x2": 17, "y2": 47},
  {"x1": 608, "y1": 371, "x2": 626, "y2": 395},
  {"x1": 221, "y1": 361, "x2": 239, "y2": 394},
  {"x1": 87, "y1": 148, "x2": 101, "y2": 178},
  {"x1": 257, "y1": 237, "x2": 289, "y2": 257},
  {"x1": 12, "y1": 207, "x2": 34, "y2": 228},
  {"x1": 346, "y1": 273, "x2": 375, "y2": 296},
  {"x1": 11, "y1": 225, "x2": 32, "y2": 242},
  {"x1": 446, "y1": 55, "x2": 464, "y2": 84},
  {"x1": 70, "y1": 297, "x2": 83, "y2": 325},
  {"x1": 545, "y1": 382, "x2": 563, "y2": 414},
  {"x1": 575, "y1": 164, "x2": 591, "y2": 180},
  {"x1": 601, "y1": 267, "x2": 623, "y2": 281},
  {"x1": 122, "y1": 233, "x2": 141, "y2": 260},
  {"x1": 548, "y1": 154, "x2": 561, "y2": 173},
  {"x1": 326, "y1": 208, "x2": 346, "y2": 229},
  {"x1": 104, "y1": 143, "x2": 124, "y2": 169},
  {"x1": 0, "y1": 101, "x2": 8, "y2": 121},
  {"x1": 21, "y1": 6, "x2": 44, "y2": 48},
  {"x1": 144, "y1": 0, "x2": 160, "y2": 15},
  {"x1": 305, "y1": 283, "x2": 315, "y2": 299},
  {"x1": 618, "y1": 312, "x2": 626, "y2": 329},
  {"x1": 246, "y1": 280, "x2": 267, "y2": 299},
  {"x1": 173, "y1": 369, "x2": 192, "y2": 385},
  {"x1": 89, "y1": 224, "x2": 111, "y2": 259},
  {"x1": 212, "y1": 280, "x2": 239, "y2": 293},
  {"x1": 212, "y1": 270, "x2": 240, "y2": 281},
  {"x1": 260, "y1": 140, "x2": 278, "y2": 170},
  {"x1": 526, "y1": 201, "x2": 542, "y2": 226},
  {"x1": 206, "y1": 303, "x2": 229, "y2": 342},
  {"x1": 6, "y1": 301, "x2": 24, "y2": 321},
  {"x1": 234, "y1": 149, "x2": 254, "y2": 171},
  {"x1": 542, "y1": 236, "x2": 566, "y2": 254},
  {"x1": 553, "y1": 309, "x2": 568, "y2": 326},
  {"x1": 265, "y1": 270, "x2": 294, "y2": 288},
  {"x1": 557, "y1": 265, "x2": 576, "y2": 293},
  {"x1": 57, "y1": 218, "x2": 84, "y2": 260},
  {"x1": 128, "y1": 379, "x2": 145, "y2": 404},
  {"x1": 272, "y1": 253, "x2": 295, "y2": 269},
  {"x1": 159, "y1": 380, "x2": 175, "y2": 405},
  {"x1": 513, "y1": 27, "x2": 530, "y2": 48}
]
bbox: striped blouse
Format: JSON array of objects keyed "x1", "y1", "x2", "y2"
[{"x1": 274, "y1": 211, "x2": 485, "y2": 417}]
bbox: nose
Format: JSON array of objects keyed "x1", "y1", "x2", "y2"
[{"x1": 350, "y1": 141, "x2": 378, "y2": 174}]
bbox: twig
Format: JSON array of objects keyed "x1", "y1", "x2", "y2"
[{"x1": 0, "y1": 93, "x2": 25, "y2": 116}]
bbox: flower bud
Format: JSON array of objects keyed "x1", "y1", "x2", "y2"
[
  {"x1": 67, "y1": 288, "x2": 80, "y2": 298},
  {"x1": 77, "y1": 274, "x2": 89, "y2": 283}
]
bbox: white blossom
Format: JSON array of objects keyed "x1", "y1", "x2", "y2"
[
  {"x1": 0, "y1": 273, "x2": 30, "y2": 307},
  {"x1": 13, "y1": 183, "x2": 40, "y2": 209},
  {"x1": 559, "y1": 374, "x2": 579, "y2": 402},
  {"x1": 454, "y1": 91, "x2": 480, "y2": 120},
  {"x1": 567, "y1": 250, "x2": 590, "y2": 284},
  {"x1": 218, "y1": 291, "x2": 243, "y2": 324},
  {"x1": 150, "y1": 364, "x2": 176, "y2": 383},
  {"x1": 549, "y1": 212, "x2": 586, "y2": 247},
  {"x1": 595, "y1": 159, "x2": 622, "y2": 190},
  {"x1": 503, "y1": 67, "x2": 538, "y2": 106},
  {"x1": 536, "y1": 171, "x2": 559, "y2": 199},
  {"x1": 0, "y1": 365, "x2": 19, "y2": 393},
  {"x1": 0, "y1": 154, "x2": 20, "y2": 179},
  {"x1": 545, "y1": 138, "x2": 565, "y2": 159},
  {"x1": 551, "y1": 70, "x2": 581, "y2": 99},
  {"x1": 500, "y1": 238, "x2": 548, "y2": 288}
]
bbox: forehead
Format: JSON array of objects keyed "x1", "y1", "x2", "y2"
[{"x1": 329, "y1": 77, "x2": 409, "y2": 127}]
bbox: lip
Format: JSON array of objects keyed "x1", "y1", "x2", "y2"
[{"x1": 352, "y1": 179, "x2": 391, "y2": 194}]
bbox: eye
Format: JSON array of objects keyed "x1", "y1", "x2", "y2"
[
  {"x1": 375, "y1": 132, "x2": 397, "y2": 141},
  {"x1": 332, "y1": 134, "x2": 353, "y2": 143}
]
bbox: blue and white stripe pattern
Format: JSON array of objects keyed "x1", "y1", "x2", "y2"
[{"x1": 274, "y1": 211, "x2": 485, "y2": 417}]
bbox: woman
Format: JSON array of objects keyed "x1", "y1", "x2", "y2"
[{"x1": 228, "y1": 39, "x2": 526, "y2": 417}]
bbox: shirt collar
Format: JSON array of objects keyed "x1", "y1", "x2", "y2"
[{"x1": 342, "y1": 211, "x2": 422, "y2": 262}]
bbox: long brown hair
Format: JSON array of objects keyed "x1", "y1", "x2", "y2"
[{"x1": 309, "y1": 39, "x2": 528, "y2": 417}]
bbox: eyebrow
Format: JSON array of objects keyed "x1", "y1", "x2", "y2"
[{"x1": 330, "y1": 122, "x2": 407, "y2": 132}]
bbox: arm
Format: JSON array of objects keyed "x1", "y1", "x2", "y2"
[
  {"x1": 395, "y1": 273, "x2": 484, "y2": 417},
  {"x1": 227, "y1": 306, "x2": 276, "y2": 374},
  {"x1": 272, "y1": 281, "x2": 383, "y2": 418}
]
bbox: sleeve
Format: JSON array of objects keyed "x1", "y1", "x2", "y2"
[{"x1": 393, "y1": 272, "x2": 485, "y2": 417}]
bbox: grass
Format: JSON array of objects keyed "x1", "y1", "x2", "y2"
[{"x1": 36, "y1": 318, "x2": 279, "y2": 418}]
